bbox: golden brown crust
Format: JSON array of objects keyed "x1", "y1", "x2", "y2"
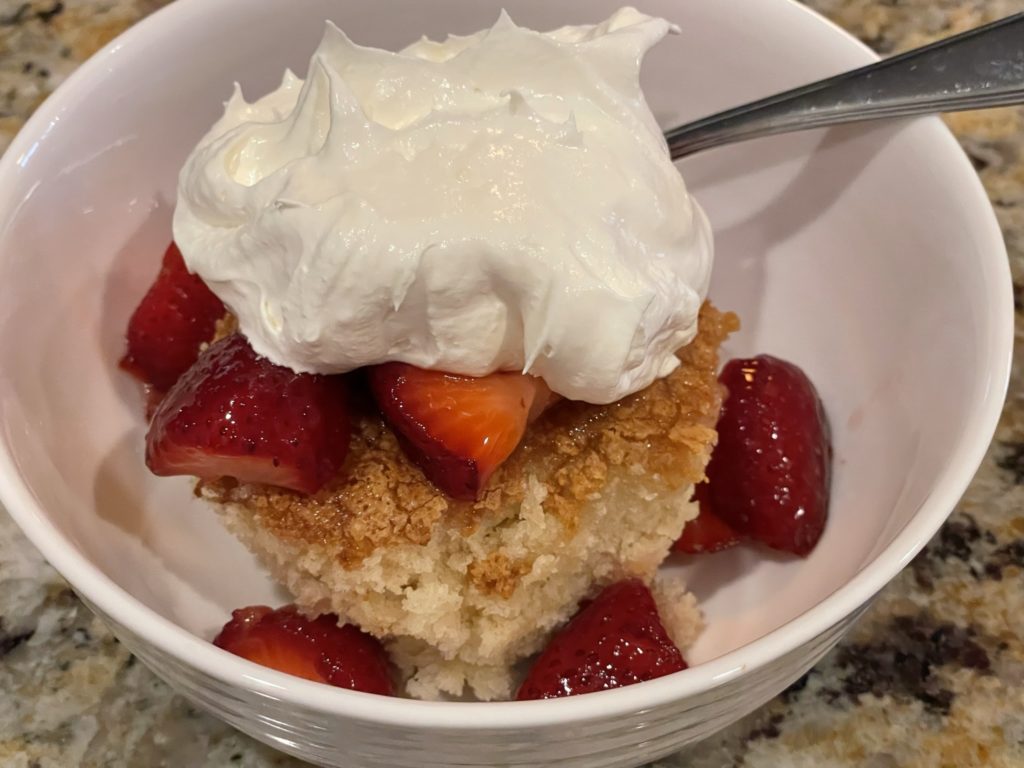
[
  {"x1": 213, "y1": 313, "x2": 239, "y2": 340},
  {"x1": 199, "y1": 302, "x2": 738, "y2": 573},
  {"x1": 467, "y1": 552, "x2": 534, "y2": 599}
]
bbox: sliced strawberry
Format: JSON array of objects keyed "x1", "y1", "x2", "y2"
[
  {"x1": 673, "y1": 483, "x2": 742, "y2": 554},
  {"x1": 708, "y1": 355, "x2": 832, "y2": 556},
  {"x1": 214, "y1": 605, "x2": 393, "y2": 695},
  {"x1": 146, "y1": 334, "x2": 350, "y2": 494},
  {"x1": 516, "y1": 579, "x2": 687, "y2": 700},
  {"x1": 121, "y1": 242, "x2": 225, "y2": 391},
  {"x1": 367, "y1": 363, "x2": 553, "y2": 500}
]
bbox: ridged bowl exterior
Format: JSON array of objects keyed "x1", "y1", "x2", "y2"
[{"x1": 90, "y1": 595, "x2": 867, "y2": 768}]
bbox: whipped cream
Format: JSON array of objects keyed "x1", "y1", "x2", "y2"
[{"x1": 173, "y1": 7, "x2": 713, "y2": 404}]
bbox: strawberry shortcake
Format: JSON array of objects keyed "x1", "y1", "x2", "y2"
[{"x1": 117, "y1": 9, "x2": 782, "y2": 701}]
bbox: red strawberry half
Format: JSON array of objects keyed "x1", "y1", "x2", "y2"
[
  {"x1": 368, "y1": 363, "x2": 554, "y2": 500},
  {"x1": 707, "y1": 355, "x2": 832, "y2": 556},
  {"x1": 516, "y1": 579, "x2": 687, "y2": 700},
  {"x1": 672, "y1": 483, "x2": 741, "y2": 554},
  {"x1": 121, "y1": 242, "x2": 225, "y2": 391},
  {"x1": 214, "y1": 605, "x2": 393, "y2": 695},
  {"x1": 146, "y1": 334, "x2": 350, "y2": 494}
]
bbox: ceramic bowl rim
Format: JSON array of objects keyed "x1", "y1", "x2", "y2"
[{"x1": 0, "y1": 0, "x2": 1011, "y2": 731}]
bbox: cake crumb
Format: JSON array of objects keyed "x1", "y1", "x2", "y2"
[
  {"x1": 652, "y1": 575, "x2": 704, "y2": 653},
  {"x1": 468, "y1": 552, "x2": 534, "y2": 599}
]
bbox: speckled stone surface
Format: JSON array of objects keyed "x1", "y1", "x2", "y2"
[{"x1": 1, "y1": 0, "x2": 1023, "y2": 766}]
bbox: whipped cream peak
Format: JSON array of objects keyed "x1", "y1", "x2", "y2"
[{"x1": 174, "y1": 8, "x2": 713, "y2": 403}]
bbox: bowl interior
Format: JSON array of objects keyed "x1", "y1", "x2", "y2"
[{"x1": 0, "y1": 0, "x2": 1007, "y2": 691}]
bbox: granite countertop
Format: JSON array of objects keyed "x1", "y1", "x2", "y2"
[{"x1": 1, "y1": 0, "x2": 1023, "y2": 766}]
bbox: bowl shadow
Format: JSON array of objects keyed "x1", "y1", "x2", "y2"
[
  {"x1": 99, "y1": 195, "x2": 175, "y2": 410},
  {"x1": 684, "y1": 120, "x2": 908, "y2": 349}
]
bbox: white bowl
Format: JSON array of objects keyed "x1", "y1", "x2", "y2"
[{"x1": 0, "y1": 0, "x2": 1011, "y2": 766}]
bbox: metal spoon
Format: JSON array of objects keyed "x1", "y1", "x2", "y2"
[{"x1": 665, "y1": 12, "x2": 1024, "y2": 159}]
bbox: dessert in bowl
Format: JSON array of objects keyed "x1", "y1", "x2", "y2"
[
  {"x1": 0, "y1": 0, "x2": 1010, "y2": 765},
  {"x1": 127, "y1": 8, "x2": 758, "y2": 702}
]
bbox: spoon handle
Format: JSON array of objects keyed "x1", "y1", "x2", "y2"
[{"x1": 665, "y1": 13, "x2": 1024, "y2": 159}]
